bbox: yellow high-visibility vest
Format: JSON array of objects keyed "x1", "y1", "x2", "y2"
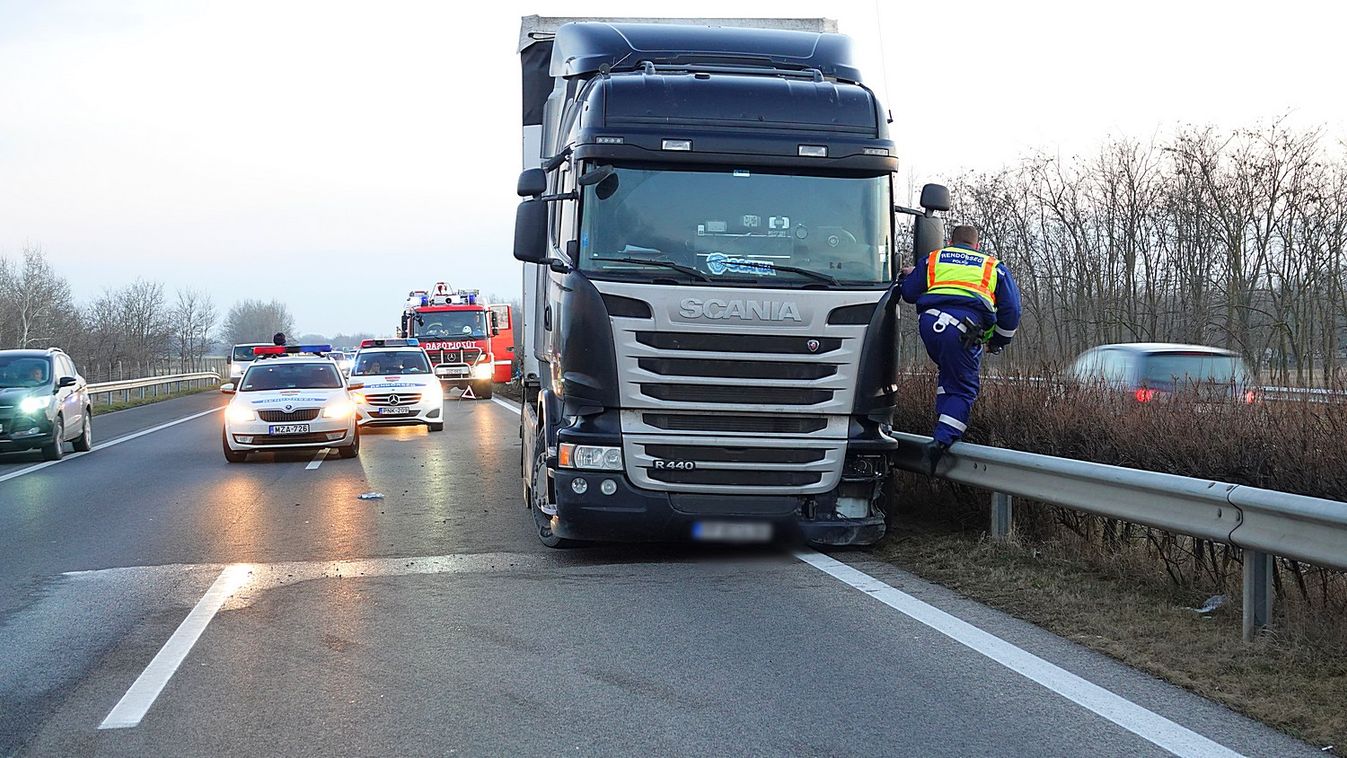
[{"x1": 926, "y1": 246, "x2": 998, "y2": 309}]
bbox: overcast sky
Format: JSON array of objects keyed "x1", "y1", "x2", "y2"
[{"x1": 2, "y1": 0, "x2": 1345, "y2": 336}]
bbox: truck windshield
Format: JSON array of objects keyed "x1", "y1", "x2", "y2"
[
  {"x1": 578, "y1": 165, "x2": 892, "y2": 288},
  {"x1": 416, "y1": 311, "x2": 488, "y2": 339}
]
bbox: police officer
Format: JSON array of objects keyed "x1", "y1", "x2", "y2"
[
  {"x1": 900, "y1": 225, "x2": 1022, "y2": 472},
  {"x1": 272, "y1": 332, "x2": 287, "y2": 347}
]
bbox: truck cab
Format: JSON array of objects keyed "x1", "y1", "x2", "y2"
[
  {"x1": 400, "y1": 283, "x2": 513, "y2": 399},
  {"x1": 514, "y1": 18, "x2": 948, "y2": 547}
]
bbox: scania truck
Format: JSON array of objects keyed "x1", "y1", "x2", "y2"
[{"x1": 513, "y1": 17, "x2": 949, "y2": 547}]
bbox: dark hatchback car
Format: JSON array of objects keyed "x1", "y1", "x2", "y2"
[
  {"x1": 1069, "y1": 343, "x2": 1258, "y2": 404},
  {"x1": 0, "y1": 348, "x2": 93, "y2": 460}
]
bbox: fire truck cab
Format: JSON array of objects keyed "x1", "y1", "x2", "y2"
[{"x1": 399, "y1": 282, "x2": 513, "y2": 400}]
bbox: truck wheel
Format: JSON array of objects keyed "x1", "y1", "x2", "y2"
[
  {"x1": 40, "y1": 416, "x2": 65, "y2": 461},
  {"x1": 337, "y1": 427, "x2": 360, "y2": 458},
  {"x1": 222, "y1": 429, "x2": 248, "y2": 463},
  {"x1": 529, "y1": 421, "x2": 575, "y2": 548},
  {"x1": 72, "y1": 411, "x2": 93, "y2": 453},
  {"x1": 471, "y1": 380, "x2": 493, "y2": 400}
]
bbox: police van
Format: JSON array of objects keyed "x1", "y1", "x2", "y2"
[
  {"x1": 220, "y1": 344, "x2": 360, "y2": 462},
  {"x1": 348, "y1": 339, "x2": 445, "y2": 432}
]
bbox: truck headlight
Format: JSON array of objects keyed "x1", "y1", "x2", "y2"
[
  {"x1": 19, "y1": 395, "x2": 50, "y2": 414},
  {"x1": 472, "y1": 363, "x2": 493, "y2": 379},
  {"x1": 225, "y1": 404, "x2": 257, "y2": 423},
  {"x1": 322, "y1": 399, "x2": 357, "y2": 419},
  {"x1": 558, "y1": 443, "x2": 623, "y2": 471}
]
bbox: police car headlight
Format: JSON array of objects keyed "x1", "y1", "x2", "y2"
[
  {"x1": 322, "y1": 399, "x2": 357, "y2": 419},
  {"x1": 557, "y1": 443, "x2": 623, "y2": 471},
  {"x1": 19, "y1": 395, "x2": 50, "y2": 414},
  {"x1": 472, "y1": 363, "x2": 493, "y2": 380},
  {"x1": 225, "y1": 404, "x2": 256, "y2": 424},
  {"x1": 425, "y1": 383, "x2": 444, "y2": 403}
]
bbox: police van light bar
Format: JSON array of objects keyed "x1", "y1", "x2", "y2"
[
  {"x1": 360, "y1": 338, "x2": 420, "y2": 348},
  {"x1": 253, "y1": 344, "x2": 332, "y2": 356}
]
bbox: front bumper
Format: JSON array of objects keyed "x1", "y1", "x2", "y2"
[
  {"x1": 0, "y1": 414, "x2": 56, "y2": 450},
  {"x1": 225, "y1": 418, "x2": 354, "y2": 450},
  {"x1": 356, "y1": 402, "x2": 442, "y2": 426},
  {"x1": 547, "y1": 468, "x2": 886, "y2": 546}
]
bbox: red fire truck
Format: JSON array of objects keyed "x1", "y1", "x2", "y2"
[{"x1": 398, "y1": 283, "x2": 513, "y2": 399}]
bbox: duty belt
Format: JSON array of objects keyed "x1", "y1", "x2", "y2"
[{"x1": 924, "y1": 309, "x2": 986, "y2": 350}]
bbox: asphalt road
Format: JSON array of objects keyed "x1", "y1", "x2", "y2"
[{"x1": 0, "y1": 392, "x2": 1321, "y2": 757}]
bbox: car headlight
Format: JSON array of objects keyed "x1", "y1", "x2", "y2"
[
  {"x1": 19, "y1": 395, "x2": 50, "y2": 414},
  {"x1": 225, "y1": 404, "x2": 257, "y2": 423},
  {"x1": 472, "y1": 363, "x2": 493, "y2": 379},
  {"x1": 322, "y1": 399, "x2": 357, "y2": 419},
  {"x1": 558, "y1": 443, "x2": 623, "y2": 471},
  {"x1": 349, "y1": 391, "x2": 367, "y2": 404}
]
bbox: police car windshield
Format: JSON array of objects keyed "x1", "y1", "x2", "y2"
[
  {"x1": 0, "y1": 356, "x2": 52, "y2": 388},
  {"x1": 239, "y1": 362, "x2": 343, "y2": 391},
  {"x1": 352, "y1": 351, "x2": 431, "y2": 376},
  {"x1": 417, "y1": 312, "x2": 487, "y2": 339},
  {"x1": 579, "y1": 165, "x2": 892, "y2": 289}
]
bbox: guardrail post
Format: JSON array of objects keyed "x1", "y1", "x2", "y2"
[
  {"x1": 1242, "y1": 550, "x2": 1274, "y2": 641},
  {"x1": 990, "y1": 492, "x2": 1013, "y2": 539}
]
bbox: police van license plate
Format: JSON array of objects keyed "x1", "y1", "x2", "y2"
[
  {"x1": 268, "y1": 424, "x2": 310, "y2": 435},
  {"x1": 379, "y1": 407, "x2": 413, "y2": 416},
  {"x1": 692, "y1": 520, "x2": 772, "y2": 543}
]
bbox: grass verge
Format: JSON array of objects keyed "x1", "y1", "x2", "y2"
[
  {"x1": 872, "y1": 521, "x2": 1347, "y2": 751},
  {"x1": 93, "y1": 383, "x2": 219, "y2": 414}
]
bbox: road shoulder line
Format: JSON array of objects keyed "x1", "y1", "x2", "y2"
[
  {"x1": 490, "y1": 397, "x2": 521, "y2": 415},
  {"x1": 794, "y1": 549, "x2": 1243, "y2": 758}
]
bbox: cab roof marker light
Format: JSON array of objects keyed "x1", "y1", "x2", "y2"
[
  {"x1": 662, "y1": 139, "x2": 692, "y2": 151},
  {"x1": 863, "y1": 147, "x2": 890, "y2": 156},
  {"x1": 595, "y1": 136, "x2": 623, "y2": 144},
  {"x1": 798, "y1": 145, "x2": 828, "y2": 157}
]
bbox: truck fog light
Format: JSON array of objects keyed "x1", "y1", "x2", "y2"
[
  {"x1": 600, "y1": 479, "x2": 617, "y2": 496},
  {"x1": 571, "y1": 478, "x2": 588, "y2": 495}
]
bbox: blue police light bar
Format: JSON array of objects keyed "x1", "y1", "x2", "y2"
[{"x1": 360, "y1": 338, "x2": 420, "y2": 348}]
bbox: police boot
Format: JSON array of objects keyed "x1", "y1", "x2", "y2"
[{"x1": 922, "y1": 440, "x2": 950, "y2": 476}]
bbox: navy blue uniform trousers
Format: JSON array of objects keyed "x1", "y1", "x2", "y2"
[{"x1": 917, "y1": 305, "x2": 983, "y2": 445}]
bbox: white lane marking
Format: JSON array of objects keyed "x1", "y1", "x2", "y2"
[
  {"x1": 99, "y1": 564, "x2": 251, "y2": 729},
  {"x1": 0, "y1": 407, "x2": 223, "y2": 485},
  {"x1": 794, "y1": 551, "x2": 1243, "y2": 758},
  {"x1": 305, "y1": 448, "x2": 330, "y2": 470},
  {"x1": 490, "y1": 397, "x2": 521, "y2": 415}
]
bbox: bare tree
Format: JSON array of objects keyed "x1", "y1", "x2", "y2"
[
  {"x1": 172, "y1": 288, "x2": 217, "y2": 368},
  {"x1": 223, "y1": 299, "x2": 295, "y2": 345},
  {"x1": 0, "y1": 246, "x2": 73, "y2": 348}
]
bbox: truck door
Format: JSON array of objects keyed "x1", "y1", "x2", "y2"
[{"x1": 489, "y1": 304, "x2": 515, "y2": 382}]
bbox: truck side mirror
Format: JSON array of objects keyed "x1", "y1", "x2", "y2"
[
  {"x1": 920, "y1": 183, "x2": 951, "y2": 213},
  {"x1": 913, "y1": 216, "x2": 946, "y2": 264},
  {"x1": 514, "y1": 198, "x2": 548, "y2": 263},
  {"x1": 517, "y1": 168, "x2": 547, "y2": 197}
]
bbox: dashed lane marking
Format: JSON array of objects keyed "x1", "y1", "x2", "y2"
[
  {"x1": 304, "y1": 448, "x2": 330, "y2": 470},
  {"x1": 794, "y1": 550, "x2": 1243, "y2": 758},
  {"x1": 0, "y1": 407, "x2": 224, "y2": 486}
]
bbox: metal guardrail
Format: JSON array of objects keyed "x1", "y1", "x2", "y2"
[
  {"x1": 890, "y1": 431, "x2": 1347, "y2": 640},
  {"x1": 87, "y1": 371, "x2": 222, "y2": 405}
]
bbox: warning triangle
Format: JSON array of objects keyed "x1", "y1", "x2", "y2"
[{"x1": 461, "y1": 384, "x2": 476, "y2": 400}]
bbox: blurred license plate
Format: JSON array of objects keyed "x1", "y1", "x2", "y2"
[
  {"x1": 692, "y1": 521, "x2": 772, "y2": 543},
  {"x1": 379, "y1": 407, "x2": 413, "y2": 415},
  {"x1": 268, "y1": 424, "x2": 309, "y2": 435}
]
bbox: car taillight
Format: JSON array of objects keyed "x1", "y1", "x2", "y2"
[{"x1": 1135, "y1": 388, "x2": 1156, "y2": 403}]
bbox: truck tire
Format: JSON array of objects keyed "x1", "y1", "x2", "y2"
[
  {"x1": 40, "y1": 416, "x2": 65, "y2": 461},
  {"x1": 471, "y1": 380, "x2": 493, "y2": 400},
  {"x1": 529, "y1": 411, "x2": 576, "y2": 548}
]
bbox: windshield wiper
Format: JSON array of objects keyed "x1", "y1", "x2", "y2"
[{"x1": 591, "y1": 256, "x2": 710, "y2": 282}]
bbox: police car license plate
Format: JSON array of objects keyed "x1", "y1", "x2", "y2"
[
  {"x1": 691, "y1": 520, "x2": 772, "y2": 543},
  {"x1": 379, "y1": 407, "x2": 413, "y2": 416},
  {"x1": 269, "y1": 424, "x2": 310, "y2": 435}
]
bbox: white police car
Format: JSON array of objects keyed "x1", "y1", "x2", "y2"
[
  {"x1": 220, "y1": 345, "x2": 359, "y2": 463},
  {"x1": 348, "y1": 339, "x2": 445, "y2": 432}
]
